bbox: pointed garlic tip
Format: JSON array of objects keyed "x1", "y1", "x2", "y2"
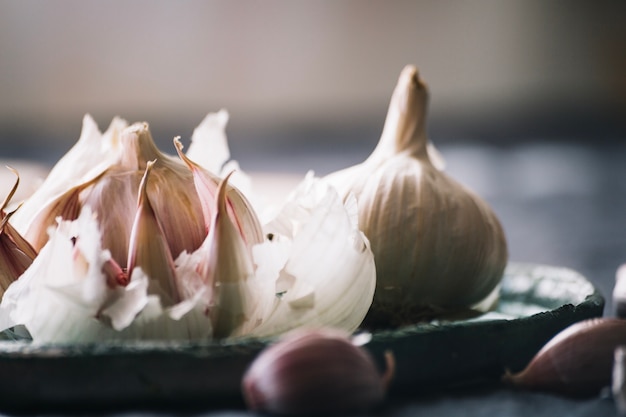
[
  {"x1": 174, "y1": 136, "x2": 217, "y2": 231},
  {"x1": 208, "y1": 171, "x2": 256, "y2": 338},
  {"x1": 127, "y1": 159, "x2": 180, "y2": 306},
  {"x1": 373, "y1": 64, "x2": 430, "y2": 161},
  {"x1": 176, "y1": 138, "x2": 263, "y2": 247},
  {"x1": 1, "y1": 166, "x2": 19, "y2": 212},
  {"x1": 216, "y1": 170, "x2": 233, "y2": 217},
  {"x1": 79, "y1": 114, "x2": 100, "y2": 142},
  {"x1": 137, "y1": 159, "x2": 156, "y2": 206},
  {"x1": 174, "y1": 136, "x2": 197, "y2": 171},
  {"x1": 120, "y1": 122, "x2": 162, "y2": 169}
]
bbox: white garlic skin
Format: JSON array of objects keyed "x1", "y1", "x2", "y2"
[
  {"x1": 242, "y1": 328, "x2": 389, "y2": 414},
  {"x1": 326, "y1": 66, "x2": 507, "y2": 324}
]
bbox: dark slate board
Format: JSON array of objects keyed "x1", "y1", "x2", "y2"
[{"x1": 0, "y1": 263, "x2": 604, "y2": 412}]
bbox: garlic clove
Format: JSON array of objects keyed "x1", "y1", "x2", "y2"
[
  {"x1": 174, "y1": 137, "x2": 263, "y2": 248},
  {"x1": 202, "y1": 172, "x2": 255, "y2": 338},
  {"x1": 504, "y1": 318, "x2": 626, "y2": 397},
  {"x1": 325, "y1": 65, "x2": 507, "y2": 326},
  {"x1": 96, "y1": 123, "x2": 206, "y2": 266},
  {"x1": 126, "y1": 160, "x2": 180, "y2": 307},
  {"x1": 242, "y1": 328, "x2": 393, "y2": 415}
]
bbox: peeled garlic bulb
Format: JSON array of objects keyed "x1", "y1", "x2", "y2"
[{"x1": 325, "y1": 65, "x2": 507, "y2": 325}]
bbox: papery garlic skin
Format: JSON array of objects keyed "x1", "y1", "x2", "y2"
[
  {"x1": 10, "y1": 115, "x2": 127, "y2": 250},
  {"x1": 240, "y1": 174, "x2": 376, "y2": 337},
  {"x1": 0, "y1": 208, "x2": 213, "y2": 343},
  {"x1": 326, "y1": 65, "x2": 507, "y2": 325},
  {"x1": 0, "y1": 170, "x2": 37, "y2": 297}
]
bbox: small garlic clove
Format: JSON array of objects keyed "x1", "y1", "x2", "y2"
[
  {"x1": 242, "y1": 328, "x2": 393, "y2": 415},
  {"x1": 127, "y1": 160, "x2": 180, "y2": 307},
  {"x1": 174, "y1": 137, "x2": 263, "y2": 248},
  {"x1": 100, "y1": 123, "x2": 206, "y2": 266},
  {"x1": 504, "y1": 318, "x2": 626, "y2": 397}
]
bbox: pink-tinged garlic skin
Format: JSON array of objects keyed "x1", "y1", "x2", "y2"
[
  {"x1": 504, "y1": 318, "x2": 626, "y2": 397},
  {"x1": 242, "y1": 328, "x2": 391, "y2": 415}
]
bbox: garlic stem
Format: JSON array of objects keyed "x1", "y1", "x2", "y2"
[{"x1": 369, "y1": 65, "x2": 429, "y2": 163}]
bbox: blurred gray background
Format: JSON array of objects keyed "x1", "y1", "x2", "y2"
[
  {"x1": 1, "y1": 0, "x2": 626, "y2": 314},
  {"x1": 1, "y1": 1, "x2": 625, "y2": 157}
]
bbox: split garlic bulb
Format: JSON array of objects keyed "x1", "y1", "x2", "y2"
[{"x1": 325, "y1": 65, "x2": 508, "y2": 325}]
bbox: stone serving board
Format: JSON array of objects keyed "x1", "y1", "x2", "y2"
[{"x1": 0, "y1": 263, "x2": 605, "y2": 411}]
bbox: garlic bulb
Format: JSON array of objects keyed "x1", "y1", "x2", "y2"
[
  {"x1": 10, "y1": 117, "x2": 262, "y2": 283},
  {"x1": 0, "y1": 113, "x2": 376, "y2": 343},
  {"x1": 242, "y1": 328, "x2": 394, "y2": 414},
  {"x1": 325, "y1": 65, "x2": 508, "y2": 325}
]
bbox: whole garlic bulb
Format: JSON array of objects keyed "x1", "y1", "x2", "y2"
[{"x1": 325, "y1": 65, "x2": 507, "y2": 325}]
